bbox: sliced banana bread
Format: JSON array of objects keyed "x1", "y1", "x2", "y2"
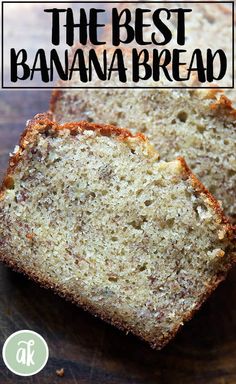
[
  {"x1": 0, "y1": 114, "x2": 235, "y2": 349},
  {"x1": 51, "y1": 78, "x2": 236, "y2": 218}
]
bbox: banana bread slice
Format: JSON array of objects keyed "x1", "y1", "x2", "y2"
[
  {"x1": 0, "y1": 114, "x2": 235, "y2": 349},
  {"x1": 51, "y1": 78, "x2": 236, "y2": 219}
]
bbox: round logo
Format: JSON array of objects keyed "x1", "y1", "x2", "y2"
[{"x1": 2, "y1": 330, "x2": 49, "y2": 376}]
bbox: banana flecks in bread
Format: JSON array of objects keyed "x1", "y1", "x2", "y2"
[{"x1": 0, "y1": 115, "x2": 235, "y2": 349}]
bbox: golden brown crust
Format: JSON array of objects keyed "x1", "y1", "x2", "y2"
[
  {"x1": 50, "y1": 89, "x2": 63, "y2": 113},
  {"x1": 0, "y1": 113, "x2": 146, "y2": 198},
  {"x1": 50, "y1": 86, "x2": 236, "y2": 124},
  {"x1": 210, "y1": 95, "x2": 236, "y2": 118},
  {"x1": 0, "y1": 246, "x2": 233, "y2": 350},
  {"x1": 22, "y1": 112, "x2": 146, "y2": 147},
  {"x1": 177, "y1": 157, "x2": 236, "y2": 238},
  {"x1": 0, "y1": 114, "x2": 235, "y2": 349},
  {"x1": 1, "y1": 113, "x2": 235, "y2": 237},
  {"x1": 205, "y1": 89, "x2": 223, "y2": 99}
]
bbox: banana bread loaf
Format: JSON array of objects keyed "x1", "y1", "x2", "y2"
[
  {"x1": 51, "y1": 75, "x2": 236, "y2": 219},
  {"x1": 0, "y1": 113, "x2": 235, "y2": 349}
]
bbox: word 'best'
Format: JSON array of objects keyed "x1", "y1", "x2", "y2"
[{"x1": 44, "y1": 7, "x2": 192, "y2": 46}]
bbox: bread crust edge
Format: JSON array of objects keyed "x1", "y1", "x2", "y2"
[
  {"x1": 0, "y1": 253, "x2": 233, "y2": 350},
  {"x1": 0, "y1": 114, "x2": 235, "y2": 349}
]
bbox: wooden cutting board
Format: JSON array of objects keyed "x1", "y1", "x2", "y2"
[{"x1": 0, "y1": 90, "x2": 236, "y2": 384}]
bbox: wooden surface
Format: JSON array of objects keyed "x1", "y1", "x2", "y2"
[{"x1": 0, "y1": 88, "x2": 236, "y2": 384}]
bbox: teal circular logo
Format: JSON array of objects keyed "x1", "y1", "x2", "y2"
[{"x1": 2, "y1": 330, "x2": 49, "y2": 376}]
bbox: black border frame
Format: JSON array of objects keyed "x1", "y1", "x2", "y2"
[{"x1": 1, "y1": 1, "x2": 235, "y2": 89}]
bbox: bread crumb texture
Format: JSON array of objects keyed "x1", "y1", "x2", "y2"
[
  {"x1": 0, "y1": 117, "x2": 235, "y2": 349},
  {"x1": 52, "y1": 87, "x2": 236, "y2": 218}
]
